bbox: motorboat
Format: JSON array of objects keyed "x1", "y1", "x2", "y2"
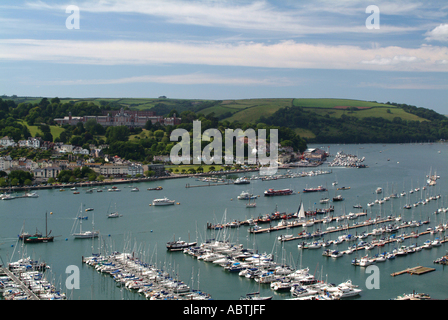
[
  {"x1": 330, "y1": 250, "x2": 343, "y2": 258},
  {"x1": 307, "y1": 241, "x2": 322, "y2": 249},
  {"x1": 152, "y1": 198, "x2": 176, "y2": 206},
  {"x1": 332, "y1": 286, "x2": 362, "y2": 299},
  {"x1": 237, "y1": 191, "x2": 256, "y2": 200}
]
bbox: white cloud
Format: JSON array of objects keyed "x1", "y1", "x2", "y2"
[
  {"x1": 32, "y1": 73, "x2": 297, "y2": 86},
  {"x1": 23, "y1": 0, "x2": 424, "y2": 36},
  {"x1": 425, "y1": 24, "x2": 448, "y2": 42},
  {"x1": 1, "y1": 39, "x2": 447, "y2": 72}
]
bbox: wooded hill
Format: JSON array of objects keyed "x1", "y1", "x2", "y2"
[{"x1": 3, "y1": 96, "x2": 448, "y2": 147}]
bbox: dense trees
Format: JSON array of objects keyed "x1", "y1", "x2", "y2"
[{"x1": 261, "y1": 106, "x2": 448, "y2": 144}]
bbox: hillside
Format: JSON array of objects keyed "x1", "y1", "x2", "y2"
[{"x1": 3, "y1": 95, "x2": 447, "y2": 145}]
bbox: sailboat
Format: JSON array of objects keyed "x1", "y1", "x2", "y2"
[
  {"x1": 24, "y1": 211, "x2": 54, "y2": 243},
  {"x1": 72, "y1": 203, "x2": 99, "y2": 239},
  {"x1": 246, "y1": 197, "x2": 256, "y2": 208},
  {"x1": 106, "y1": 202, "x2": 121, "y2": 218}
]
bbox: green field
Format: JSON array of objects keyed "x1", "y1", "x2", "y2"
[
  {"x1": 19, "y1": 120, "x2": 65, "y2": 142},
  {"x1": 217, "y1": 98, "x2": 426, "y2": 123},
  {"x1": 9, "y1": 96, "x2": 429, "y2": 128}
]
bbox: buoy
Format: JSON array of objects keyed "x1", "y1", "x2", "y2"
[
  {"x1": 231, "y1": 198, "x2": 233, "y2": 201},
  {"x1": 11, "y1": 245, "x2": 14, "y2": 247},
  {"x1": 65, "y1": 238, "x2": 68, "y2": 241},
  {"x1": 149, "y1": 204, "x2": 152, "y2": 206},
  {"x1": 177, "y1": 202, "x2": 180, "y2": 205},
  {"x1": 150, "y1": 230, "x2": 153, "y2": 233},
  {"x1": 50, "y1": 212, "x2": 53, "y2": 215},
  {"x1": 108, "y1": 234, "x2": 111, "y2": 237}
]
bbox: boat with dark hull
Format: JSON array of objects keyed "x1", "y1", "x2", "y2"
[{"x1": 264, "y1": 189, "x2": 294, "y2": 197}]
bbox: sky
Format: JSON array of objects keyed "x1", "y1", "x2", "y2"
[{"x1": 0, "y1": 0, "x2": 447, "y2": 113}]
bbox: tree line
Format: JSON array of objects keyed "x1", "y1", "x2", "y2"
[{"x1": 259, "y1": 105, "x2": 448, "y2": 144}]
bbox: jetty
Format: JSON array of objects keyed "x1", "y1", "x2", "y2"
[
  {"x1": 186, "y1": 181, "x2": 233, "y2": 188},
  {"x1": 249, "y1": 211, "x2": 370, "y2": 235},
  {"x1": 391, "y1": 266, "x2": 436, "y2": 277}
]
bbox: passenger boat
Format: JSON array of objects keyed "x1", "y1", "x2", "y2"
[
  {"x1": 302, "y1": 186, "x2": 327, "y2": 193},
  {"x1": 264, "y1": 189, "x2": 293, "y2": 197},
  {"x1": 152, "y1": 197, "x2": 176, "y2": 206}
]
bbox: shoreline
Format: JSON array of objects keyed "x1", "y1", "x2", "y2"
[{"x1": 0, "y1": 163, "x2": 325, "y2": 193}]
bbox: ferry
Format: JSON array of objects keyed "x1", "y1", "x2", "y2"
[
  {"x1": 302, "y1": 186, "x2": 327, "y2": 193},
  {"x1": 152, "y1": 197, "x2": 176, "y2": 206},
  {"x1": 264, "y1": 189, "x2": 294, "y2": 197}
]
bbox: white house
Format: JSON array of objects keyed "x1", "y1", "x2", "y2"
[
  {"x1": 27, "y1": 137, "x2": 42, "y2": 149},
  {"x1": 73, "y1": 147, "x2": 90, "y2": 155},
  {"x1": 0, "y1": 136, "x2": 16, "y2": 148},
  {"x1": 0, "y1": 156, "x2": 12, "y2": 171}
]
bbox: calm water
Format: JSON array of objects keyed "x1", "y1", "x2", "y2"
[{"x1": 1, "y1": 143, "x2": 448, "y2": 300}]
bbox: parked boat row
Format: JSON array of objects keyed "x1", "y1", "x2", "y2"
[
  {"x1": 181, "y1": 239, "x2": 361, "y2": 300},
  {"x1": 2, "y1": 257, "x2": 66, "y2": 300},
  {"x1": 328, "y1": 151, "x2": 366, "y2": 168},
  {"x1": 83, "y1": 252, "x2": 212, "y2": 300},
  {"x1": 0, "y1": 192, "x2": 39, "y2": 200}
]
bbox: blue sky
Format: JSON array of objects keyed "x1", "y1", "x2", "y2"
[{"x1": 0, "y1": 0, "x2": 447, "y2": 113}]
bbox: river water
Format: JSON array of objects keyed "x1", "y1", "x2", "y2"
[{"x1": 1, "y1": 143, "x2": 448, "y2": 300}]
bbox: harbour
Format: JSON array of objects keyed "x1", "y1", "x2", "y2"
[{"x1": 1, "y1": 143, "x2": 448, "y2": 300}]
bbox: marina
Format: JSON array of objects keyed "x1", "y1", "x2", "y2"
[{"x1": 1, "y1": 143, "x2": 448, "y2": 300}]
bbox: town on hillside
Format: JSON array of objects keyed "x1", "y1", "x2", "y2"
[{"x1": 0, "y1": 131, "x2": 329, "y2": 188}]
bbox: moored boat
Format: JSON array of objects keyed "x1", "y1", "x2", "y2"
[
  {"x1": 264, "y1": 189, "x2": 294, "y2": 197},
  {"x1": 152, "y1": 197, "x2": 176, "y2": 206}
]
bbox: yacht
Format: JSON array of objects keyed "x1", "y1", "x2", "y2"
[
  {"x1": 332, "y1": 286, "x2": 362, "y2": 299},
  {"x1": 152, "y1": 198, "x2": 176, "y2": 206},
  {"x1": 25, "y1": 192, "x2": 39, "y2": 198},
  {"x1": 73, "y1": 230, "x2": 99, "y2": 239}
]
